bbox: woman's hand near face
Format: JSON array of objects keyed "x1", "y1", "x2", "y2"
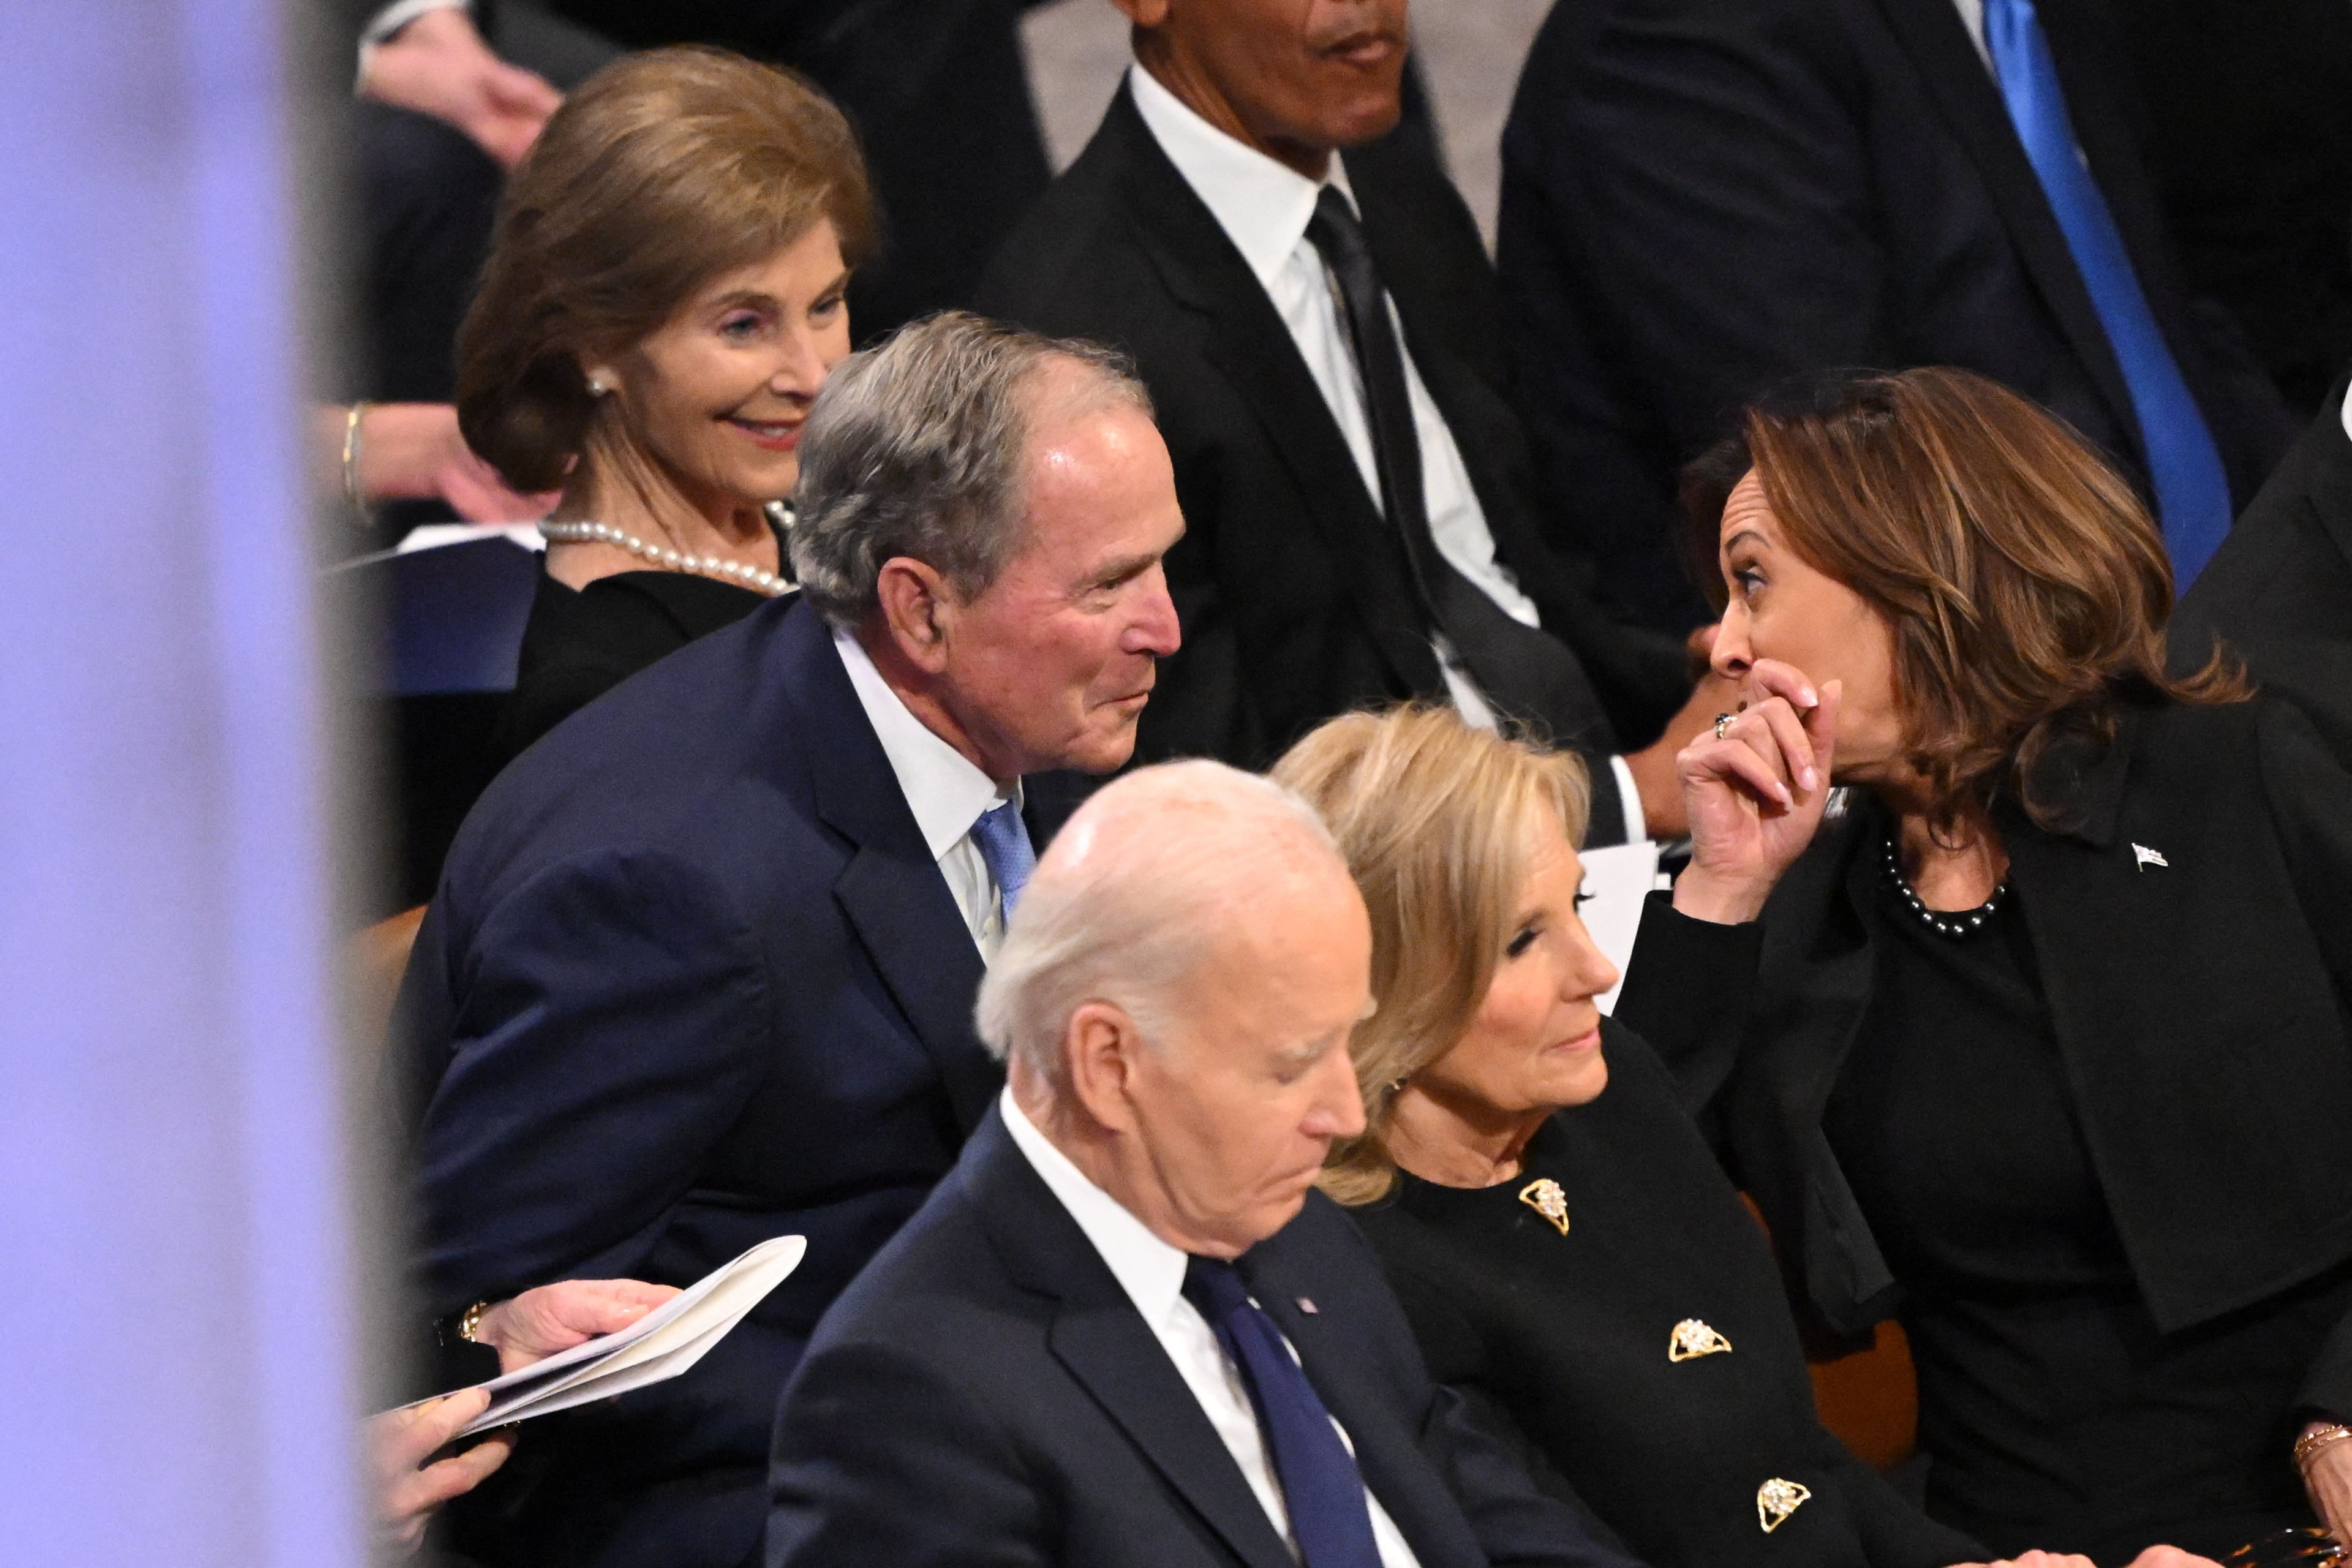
[{"x1": 1672, "y1": 659, "x2": 1839, "y2": 924}]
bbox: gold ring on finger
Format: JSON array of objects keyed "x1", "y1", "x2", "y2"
[{"x1": 1713, "y1": 712, "x2": 1736, "y2": 742}]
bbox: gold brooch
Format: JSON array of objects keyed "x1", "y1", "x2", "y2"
[
  {"x1": 1756, "y1": 1478, "x2": 1811, "y2": 1533},
  {"x1": 1518, "y1": 1178, "x2": 1569, "y2": 1235},
  {"x1": 1668, "y1": 1319, "x2": 1733, "y2": 1361}
]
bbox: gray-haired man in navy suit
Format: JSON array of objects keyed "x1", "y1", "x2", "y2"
[{"x1": 390, "y1": 312, "x2": 1183, "y2": 1568}]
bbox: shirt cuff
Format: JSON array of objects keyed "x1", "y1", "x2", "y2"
[
  {"x1": 356, "y1": 0, "x2": 469, "y2": 87},
  {"x1": 1607, "y1": 755, "x2": 1646, "y2": 846}
]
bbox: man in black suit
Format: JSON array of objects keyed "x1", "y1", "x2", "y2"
[
  {"x1": 2172, "y1": 371, "x2": 2352, "y2": 768},
  {"x1": 388, "y1": 314, "x2": 1183, "y2": 1568},
  {"x1": 769, "y1": 760, "x2": 1640, "y2": 1568},
  {"x1": 975, "y1": 0, "x2": 1722, "y2": 846},
  {"x1": 1499, "y1": 0, "x2": 2299, "y2": 633}
]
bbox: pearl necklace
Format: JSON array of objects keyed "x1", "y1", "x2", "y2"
[
  {"x1": 538, "y1": 518, "x2": 792, "y2": 597},
  {"x1": 1880, "y1": 832, "x2": 2007, "y2": 938}
]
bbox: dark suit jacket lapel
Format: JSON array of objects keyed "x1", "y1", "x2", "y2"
[
  {"x1": 1240, "y1": 1240, "x2": 1485, "y2": 1568},
  {"x1": 1872, "y1": 0, "x2": 2141, "y2": 460},
  {"x1": 1098, "y1": 88, "x2": 1444, "y2": 699},
  {"x1": 777, "y1": 608, "x2": 998, "y2": 1134},
  {"x1": 965, "y1": 1114, "x2": 1297, "y2": 1568},
  {"x1": 2302, "y1": 374, "x2": 2352, "y2": 573}
]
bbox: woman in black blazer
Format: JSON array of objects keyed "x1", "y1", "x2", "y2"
[
  {"x1": 1671, "y1": 368, "x2": 2352, "y2": 1562},
  {"x1": 453, "y1": 48, "x2": 871, "y2": 767},
  {"x1": 1273, "y1": 701, "x2": 1992, "y2": 1568}
]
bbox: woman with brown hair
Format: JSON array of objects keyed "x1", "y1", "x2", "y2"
[
  {"x1": 1678, "y1": 367, "x2": 2352, "y2": 1561},
  {"x1": 453, "y1": 45, "x2": 872, "y2": 764}
]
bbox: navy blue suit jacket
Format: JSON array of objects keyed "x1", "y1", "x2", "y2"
[
  {"x1": 767, "y1": 1107, "x2": 1645, "y2": 1568},
  {"x1": 389, "y1": 596, "x2": 1005, "y2": 1568}
]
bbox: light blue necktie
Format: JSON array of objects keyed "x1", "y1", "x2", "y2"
[
  {"x1": 969, "y1": 798, "x2": 1035, "y2": 929},
  {"x1": 1982, "y1": 0, "x2": 2231, "y2": 587}
]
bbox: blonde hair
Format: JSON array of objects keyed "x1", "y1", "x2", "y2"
[{"x1": 1270, "y1": 706, "x2": 1591, "y2": 1206}]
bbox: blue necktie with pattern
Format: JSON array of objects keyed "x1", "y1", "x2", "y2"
[
  {"x1": 1982, "y1": 0, "x2": 2232, "y2": 586},
  {"x1": 969, "y1": 798, "x2": 1035, "y2": 928},
  {"x1": 1182, "y1": 1256, "x2": 1384, "y2": 1568}
]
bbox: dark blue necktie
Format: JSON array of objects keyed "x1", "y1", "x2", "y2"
[
  {"x1": 1182, "y1": 1256, "x2": 1384, "y2": 1568},
  {"x1": 969, "y1": 798, "x2": 1035, "y2": 928},
  {"x1": 1983, "y1": 0, "x2": 2231, "y2": 587}
]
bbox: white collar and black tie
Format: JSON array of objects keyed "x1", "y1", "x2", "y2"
[
  {"x1": 832, "y1": 628, "x2": 1034, "y2": 959},
  {"x1": 1126, "y1": 63, "x2": 1649, "y2": 845}
]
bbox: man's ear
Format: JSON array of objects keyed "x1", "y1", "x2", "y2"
[
  {"x1": 873, "y1": 556, "x2": 957, "y2": 676},
  {"x1": 1063, "y1": 1001, "x2": 1146, "y2": 1137}
]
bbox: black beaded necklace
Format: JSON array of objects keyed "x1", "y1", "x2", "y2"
[{"x1": 1880, "y1": 830, "x2": 2008, "y2": 938}]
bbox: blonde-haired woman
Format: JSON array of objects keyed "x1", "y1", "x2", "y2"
[{"x1": 1268, "y1": 696, "x2": 1997, "y2": 1568}]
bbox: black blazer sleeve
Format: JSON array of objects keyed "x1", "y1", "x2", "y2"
[
  {"x1": 2258, "y1": 698, "x2": 2352, "y2": 1422},
  {"x1": 402, "y1": 845, "x2": 773, "y2": 1314},
  {"x1": 1611, "y1": 890, "x2": 1766, "y2": 1136}
]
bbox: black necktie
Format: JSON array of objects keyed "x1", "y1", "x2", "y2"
[
  {"x1": 1302, "y1": 186, "x2": 1612, "y2": 753},
  {"x1": 1182, "y1": 1256, "x2": 1385, "y2": 1568}
]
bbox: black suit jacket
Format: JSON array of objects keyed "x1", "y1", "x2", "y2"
[
  {"x1": 389, "y1": 597, "x2": 1006, "y2": 1568},
  {"x1": 1655, "y1": 698, "x2": 2352, "y2": 1408},
  {"x1": 2173, "y1": 371, "x2": 2352, "y2": 769},
  {"x1": 1498, "y1": 0, "x2": 2297, "y2": 631},
  {"x1": 1355, "y1": 899, "x2": 1981, "y2": 1568},
  {"x1": 976, "y1": 86, "x2": 1691, "y2": 842},
  {"x1": 767, "y1": 1107, "x2": 1647, "y2": 1568}
]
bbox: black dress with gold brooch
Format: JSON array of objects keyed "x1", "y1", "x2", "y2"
[{"x1": 1348, "y1": 899, "x2": 1981, "y2": 1568}]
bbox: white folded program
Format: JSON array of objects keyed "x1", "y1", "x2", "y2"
[{"x1": 394, "y1": 1234, "x2": 809, "y2": 1439}]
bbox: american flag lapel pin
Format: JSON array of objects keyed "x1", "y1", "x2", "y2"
[{"x1": 2132, "y1": 843, "x2": 2168, "y2": 871}]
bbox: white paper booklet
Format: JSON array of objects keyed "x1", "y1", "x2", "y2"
[
  {"x1": 401, "y1": 1234, "x2": 807, "y2": 1438},
  {"x1": 1580, "y1": 839, "x2": 1665, "y2": 1016}
]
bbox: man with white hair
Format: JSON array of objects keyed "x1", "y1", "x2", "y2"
[{"x1": 766, "y1": 761, "x2": 1643, "y2": 1568}]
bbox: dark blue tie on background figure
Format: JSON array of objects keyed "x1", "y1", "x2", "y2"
[
  {"x1": 971, "y1": 798, "x2": 1036, "y2": 925},
  {"x1": 1983, "y1": 0, "x2": 2232, "y2": 587},
  {"x1": 1183, "y1": 1256, "x2": 1386, "y2": 1568}
]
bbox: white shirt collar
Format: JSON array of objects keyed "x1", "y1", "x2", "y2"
[
  {"x1": 1127, "y1": 61, "x2": 1359, "y2": 296},
  {"x1": 832, "y1": 626, "x2": 1012, "y2": 862},
  {"x1": 999, "y1": 1086, "x2": 1189, "y2": 1327}
]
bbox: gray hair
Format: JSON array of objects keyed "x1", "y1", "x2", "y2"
[
  {"x1": 788, "y1": 311, "x2": 1155, "y2": 624},
  {"x1": 974, "y1": 760, "x2": 1346, "y2": 1092}
]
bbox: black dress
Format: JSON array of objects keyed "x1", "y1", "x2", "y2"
[
  {"x1": 1350, "y1": 901, "x2": 1981, "y2": 1568},
  {"x1": 490, "y1": 562, "x2": 776, "y2": 769},
  {"x1": 1825, "y1": 840, "x2": 2350, "y2": 1562}
]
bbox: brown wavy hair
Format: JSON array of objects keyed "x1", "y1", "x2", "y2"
[
  {"x1": 1272, "y1": 706, "x2": 1591, "y2": 1207},
  {"x1": 455, "y1": 47, "x2": 874, "y2": 494},
  {"x1": 1683, "y1": 368, "x2": 2245, "y2": 828}
]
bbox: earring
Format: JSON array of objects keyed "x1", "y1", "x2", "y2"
[
  {"x1": 586, "y1": 375, "x2": 611, "y2": 397},
  {"x1": 1386, "y1": 1077, "x2": 1408, "y2": 1095}
]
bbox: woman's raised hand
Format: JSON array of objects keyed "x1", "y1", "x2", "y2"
[{"x1": 1671, "y1": 659, "x2": 1839, "y2": 925}]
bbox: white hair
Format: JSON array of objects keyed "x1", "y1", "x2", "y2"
[{"x1": 973, "y1": 761, "x2": 1342, "y2": 1091}]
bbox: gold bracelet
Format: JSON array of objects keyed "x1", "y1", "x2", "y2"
[
  {"x1": 2296, "y1": 1423, "x2": 2352, "y2": 1470},
  {"x1": 342, "y1": 401, "x2": 371, "y2": 524},
  {"x1": 457, "y1": 1298, "x2": 491, "y2": 1345}
]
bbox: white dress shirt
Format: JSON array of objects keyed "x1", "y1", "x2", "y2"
[
  {"x1": 1952, "y1": 0, "x2": 1990, "y2": 69},
  {"x1": 1128, "y1": 65, "x2": 1646, "y2": 845},
  {"x1": 833, "y1": 627, "x2": 1019, "y2": 959},
  {"x1": 1000, "y1": 1089, "x2": 1423, "y2": 1567}
]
